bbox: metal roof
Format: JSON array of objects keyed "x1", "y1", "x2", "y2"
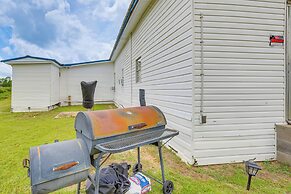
[
  {"x1": 1, "y1": 55, "x2": 111, "y2": 67},
  {"x1": 1, "y1": 55, "x2": 62, "y2": 66},
  {"x1": 63, "y1": 59, "x2": 111, "y2": 67}
]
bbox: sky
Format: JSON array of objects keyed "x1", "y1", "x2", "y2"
[{"x1": 0, "y1": 0, "x2": 131, "y2": 78}]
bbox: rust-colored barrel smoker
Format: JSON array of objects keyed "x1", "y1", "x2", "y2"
[{"x1": 75, "y1": 106, "x2": 167, "y2": 154}]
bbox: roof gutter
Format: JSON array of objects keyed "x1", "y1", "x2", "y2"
[
  {"x1": 1, "y1": 56, "x2": 112, "y2": 68},
  {"x1": 109, "y1": 0, "x2": 139, "y2": 60},
  {"x1": 63, "y1": 59, "x2": 111, "y2": 67},
  {"x1": 1, "y1": 55, "x2": 62, "y2": 68},
  {"x1": 109, "y1": 0, "x2": 153, "y2": 61}
]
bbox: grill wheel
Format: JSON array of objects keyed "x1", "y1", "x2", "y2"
[
  {"x1": 132, "y1": 163, "x2": 143, "y2": 174},
  {"x1": 163, "y1": 180, "x2": 174, "y2": 194}
]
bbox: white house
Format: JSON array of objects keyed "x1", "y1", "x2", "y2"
[{"x1": 2, "y1": 0, "x2": 290, "y2": 165}]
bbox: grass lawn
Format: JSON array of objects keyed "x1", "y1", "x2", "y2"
[{"x1": 0, "y1": 87, "x2": 290, "y2": 194}]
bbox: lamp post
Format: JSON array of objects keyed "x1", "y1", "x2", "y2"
[{"x1": 245, "y1": 159, "x2": 262, "y2": 190}]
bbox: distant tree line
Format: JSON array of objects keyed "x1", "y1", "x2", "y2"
[{"x1": 0, "y1": 77, "x2": 12, "y2": 87}]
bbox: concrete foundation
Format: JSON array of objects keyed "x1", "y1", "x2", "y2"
[{"x1": 276, "y1": 124, "x2": 291, "y2": 166}]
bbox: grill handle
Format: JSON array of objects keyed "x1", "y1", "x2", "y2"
[
  {"x1": 22, "y1": 159, "x2": 30, "y2": 177},
  {"x1": 128, "y1": 123, "x2": 147, "y2": 130},
  {"x1": 53, "y1": 161, "x2": 79, "y2": 172}
]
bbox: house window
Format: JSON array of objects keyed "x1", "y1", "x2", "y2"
[{"x1": 136, "y1": 57, "x2": 141, "y2": 83}]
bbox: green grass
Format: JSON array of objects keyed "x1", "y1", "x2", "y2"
[
  {"x1": 0, "y1": 87, "x2": 11, "y2": 112},
  {"x1": 0, "y1": 91, "x2": 290, "y2": 194}
]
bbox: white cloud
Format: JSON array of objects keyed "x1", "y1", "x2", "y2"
[
  {"x1": 0, "y1": 63, "x2": 12, "y2": 78},
  {"x1": 0, "y1": 0, "x2": 131, "y2": 64},
  {"x1": 1, "y1": 47, "x2": 13, "y2": 56},
  {"x1": 0, "y1": 56, "x2": 12, "y2": 78},
  {"x1": 88, "y1": 0, "x2": 131, "y2": 21},
  {"x1": 10, "y1": 32, "x2": 114, "y2": 63},
  {"x1": 30, "y1": 0, "x2": 60, "y2": 10},
  {"x1": 0, "y1": 0, "x2": 16, "y2": 26}
]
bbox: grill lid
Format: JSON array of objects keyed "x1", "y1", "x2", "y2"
[{"x1": 74, "y1": 106, "x2": 167, "y2": 139}]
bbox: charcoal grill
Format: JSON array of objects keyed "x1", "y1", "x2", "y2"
[
  {"x1": 24, "y1": 106, "x2": 179, "y2": 194},
  {"x1": 75, "y1": 106, "x2": 179, "y2": 194}
]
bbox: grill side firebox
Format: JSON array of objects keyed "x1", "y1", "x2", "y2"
[{"x1": 27, "y1": 139, "x2": 91, "y2": 194}]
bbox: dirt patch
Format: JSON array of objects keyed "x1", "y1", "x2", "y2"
[
  {"x1": 203, "y1": 163, "x2": 238, "y2": 177},
  {"x1": 54, "y1": 112, "x2": 79, "y2": 118},
  {"x1": 259, "y1": 169, "x2": 291, "y2": 185},
  {"x1": 163, "y1": 148, "x2": 211, "y2": 180}
]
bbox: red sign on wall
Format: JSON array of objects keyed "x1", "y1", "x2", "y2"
[{"x1": 269, "y1": 35, "x2": 284, "y2": 46}]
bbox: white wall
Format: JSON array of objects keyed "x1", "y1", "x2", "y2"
[
  {"x1": 114, "y1": 38, "x2": 132, "y2": 108},
  {"x1": 50, "y1": 65, "x2": 60, "y2": 105},
  {"x1": 114, "y1": 0, "x2": 194, "y2": 163},
  {"x1": 193, "y1": 0, "x2": 286, "y2": 165},
  {"x1": 11, "y1": 64, "x2": 52, "y2": 112},
  {"x1": 60, "y1": 62, "x2": 114, "y2": 105}
]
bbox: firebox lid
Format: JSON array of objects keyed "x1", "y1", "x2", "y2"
[{"x1": 29, "y1": 139, "x2": 90, "y2": 187}]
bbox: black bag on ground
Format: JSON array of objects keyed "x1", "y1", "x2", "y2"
[
  {"x1": 81, "y1": 81, "x2": 97, "y2": 109},
  {"x1": 86, "y1": 163, "x2": 131, "y2": 194}
]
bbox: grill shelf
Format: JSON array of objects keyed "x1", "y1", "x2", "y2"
[{"x1": 95, "y1": 128, "x2": 178, "y2": 153}]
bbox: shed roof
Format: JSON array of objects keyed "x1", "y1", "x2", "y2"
[
  {"x1": 1, "y1": 55, "x2": 62, "y2": 67},
  {"x1": 63, "y1": 59, "x2": 111, "y2": 67},
  {"x1": 1, "y1": 55, "x2": 111, "y2": 68}
]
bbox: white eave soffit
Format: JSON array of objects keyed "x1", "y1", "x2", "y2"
[{"x1": 111, "y1": 0, "x2": 154, "y2": 61}]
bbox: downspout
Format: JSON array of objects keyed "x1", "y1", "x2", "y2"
[
  {"x1": 286, "y1": 2, "x2": 290, "y2": 123},
  {"x1": 200, "y1": 13, "x2": 206, "y2": 124},
  {"x1": 191, "y1": 0, "x2": 197, "y2": 165}
]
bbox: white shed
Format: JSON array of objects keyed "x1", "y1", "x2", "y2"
[{"x1": 4, "y1": 56, "x2": 61, "y2": 112}]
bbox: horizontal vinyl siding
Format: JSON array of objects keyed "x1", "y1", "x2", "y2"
[
  {"x1": 193, "y1": 0, "x2": 285, "y2": 165},
  {"x1": 11, "y1": 64, "x2": 51, "y2": 112},
  {"x1": 50, "y1": 65, "x2": 60, "y2": 105},
  {"x1": 114, "y1": 0, "x2": 194, "y2": 163},
  {"x1": 60, "y1": 63, "x2": 114, "y2": 104},
  {"x1": 114, "y1": 40, "x2": 132, "y2": 108}
]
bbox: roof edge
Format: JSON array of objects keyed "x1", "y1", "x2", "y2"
[
  {"x1": 1, "y1": 55, "x2": 112, "y2": 68},
  {"x1": 63, "y1": 59, "x2": 111, "y2": 67},
  {"x1": 109, "y1": 0, "x2": 139, "y2": 60},
  {"x1": 1, "y1": 55, "x2": 62, "y2": 66}
]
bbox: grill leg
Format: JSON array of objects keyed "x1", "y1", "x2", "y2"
[
  {"x1": 76, "y1": 182, "x2": 81, "y2": 194},
  {"x1": 158, "y1": 142, "x2": 166, "y2": 183},
  {"x1": 94, "y1": 153, "x2": 104, "y2": 194},
  {"x1": 137, "y1": 147, "x2": 141, "y2": 171}
]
